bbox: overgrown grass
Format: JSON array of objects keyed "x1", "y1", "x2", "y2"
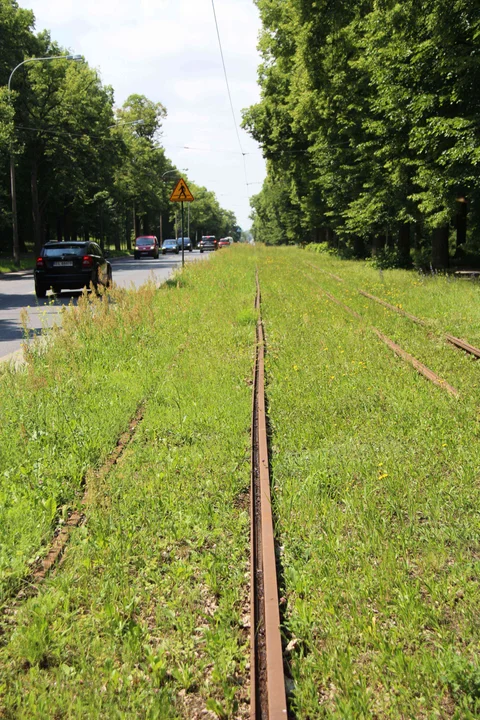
[
  {"x1": 304, "y1": 246, "x2": 480, "y2": 346},
  {"x1": 2, "y1": 245, "x2": 480, "y2": 717},
  {"x1": 0, "y1": 282, "x2": 174, "y2": 602},
  {"x1": 0, "y1": 249, "x2": 255, "y2": 717},
  {"x1": 261, "y1": 247, "x2": 480, "y2": 718}
]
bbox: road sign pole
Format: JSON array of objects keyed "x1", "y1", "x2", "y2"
[
  {"x1": 181, "y1": 201, "x2": 185, "y2": 268},
  {"x1": 169, "y1": 179, "x2": 194, "y2": 265}
]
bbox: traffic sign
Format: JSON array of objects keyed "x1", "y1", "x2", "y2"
[{"x1": 170, "y1": 178, "x2": 194, "y2": 203}]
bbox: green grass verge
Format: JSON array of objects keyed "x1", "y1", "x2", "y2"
[
  {"x1": 261, "y1": 247, "x2": 480, "y2": 718},
  {"x1": 0, "y1": 249, "x2": 256, "y2": 717},
  {"x1": 2, "y1": 245, "x2": 480, "y2": 717},
  {"x1": 0, "y1": 282, "x2": 176, "y2": 602},
  {"x1": 0, "y1": 258, "x2": 35, "y2": 274},
  {"x1": 303, "y1": 247, "x2": 480, "y2": 346}
]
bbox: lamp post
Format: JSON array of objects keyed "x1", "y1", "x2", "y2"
[{"x1": 8, "y1": 53, "x2": 82, "y2": 265}]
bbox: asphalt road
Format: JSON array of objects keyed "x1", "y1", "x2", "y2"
[{"x1": 0, "y1": 251, "x2": 207, "y2": 361}]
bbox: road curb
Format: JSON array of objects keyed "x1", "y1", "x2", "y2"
[{"x1": 0, "y1": 269, "x2": 34, "y2": 278}]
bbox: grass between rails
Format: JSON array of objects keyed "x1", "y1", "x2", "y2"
[
  {"x1": 3, "y1": 244, "x2": 480, "y2": 717},
  {"x1": 298, "y1": 252, "x2": 480, "y2": 398},
  {"x1": 0, "y1": 248, "x2": 256, "y2": 717},
  {"x1": 304, "y1": 247, "x2": 480, "y2": 347},
  {"x1": 303, "y1": 274, "x2": 480, "y2": 400},
  {"x1": 259, "y1": 247, "x2": 480, "y2": 718},
  {"x1": 0, "y1": 281, "x2": 178, "y2": 603}
]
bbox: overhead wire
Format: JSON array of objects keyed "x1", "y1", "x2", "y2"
[
  {"x1": 210, "y1": 0, "x2": 251, "y2": 197},
  {"x1": 16, "y1": 126, "x2": 349, "y2": 159}
]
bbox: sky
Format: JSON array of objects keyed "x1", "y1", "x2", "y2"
[{"x1": 20, "y1": 0, "x2": 266, "y2": 230}]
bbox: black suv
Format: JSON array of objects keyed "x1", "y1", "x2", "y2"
[
  {"x1": 34, "y1": 242, "x2": 112, "y2": 297},
  {"x1": 177, "y1": 237, "x2": 192, "y2": 252},
  {"x1": 199, "y1": 236, "x2": 217, "y2": 253}
]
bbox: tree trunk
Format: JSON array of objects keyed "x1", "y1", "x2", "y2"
[
  {"x1": 372, "y1": 234, "x2": 386, "y2": 256},
  {"x1": 352, "y1": 235, "x2": 365, "y2": 258},
  {"x1": 129, "y1": 201, "x2": 135, "y2": 251},
  {"x1": 63, "y1": 205, "x2": 71, "y2": 242},
  {"x1": 431, "y1": 225, "x2": 450, "y2": 269},
  {"x1": 31, "y1": 160, "x2": 42, "y2": 254},
  {"x1": 414, "y1": 220, "x2": 423, "y2": 250},
  {"x1": 56, "y1": 216, "x2": 63, "y2": 241},
  {"x1": 398, "y1": 223, "x2": 411, "y2": 267},
  {"x1": 456, "y1": 203, "x2": 467, "y2": 252},
  {"x1": 326, "y1": 227, "x2": 336, "y2": 248}
]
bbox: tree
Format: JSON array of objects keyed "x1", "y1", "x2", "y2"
[
  {"x1": 244, "y1": 0, "x2": 480, "y2": 267},
  {"x1": 0, "y1": 3, "x2": 238, "y2": 258}
]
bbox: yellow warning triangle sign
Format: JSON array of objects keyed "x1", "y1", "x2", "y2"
[{"x1": 170, "y1": 178, "x2": 194, "y2": 203}]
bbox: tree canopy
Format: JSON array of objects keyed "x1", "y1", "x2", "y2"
[
  {"x1": 0, "y1": 0, "x2": 239, "y2": 257},
  {"x1": 243, "y1": 0, "x2": 480, "y2": 267}
]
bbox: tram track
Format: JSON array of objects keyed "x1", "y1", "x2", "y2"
[
  {"x1": 359, "y1": 289, "x2": 480, "y2": 359},
  {"x1": 313, "y1": 281, "x2": 459, "y2": 397},
  {"x1": 250, "y1": 273, "x2": 288, "y2": 720},
  {"x1": 306, "y1": 259, "x2": 480, "y2": 361},
  {"x1": 1, "y1": 403, "x2": 144, "y2": 618}
]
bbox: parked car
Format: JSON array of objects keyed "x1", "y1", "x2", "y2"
[
  {"x1": 134, "y1": 235, "x2": 159, "y2": 259},
  {"x1": 177, "y1": 237, "x2": 192, "y2": 252},
  {"x1": 218, "y1": 238, "x2": 231, "y2": 248},
  {"x1": 199, "y1": 236, "x2": 217, "y2": 253},
  {"x1": 34, "y1": 241, "x2": 112, "y2": 298},
  {"x1": 162, "y1": 239, "x2": 179, "y2": 254}
]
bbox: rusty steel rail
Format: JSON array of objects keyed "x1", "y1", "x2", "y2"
[
  {"x1": 360, "y1": 289, "x2": 480, "y2": 360},
  {"x1": 307, "y1": 262, "x2": 344, "y2": 282},
  {"x1": 251, "y1": 274, "x2": 287, "y2": 720},
  {"x1": 445, "y1": 334, "x2": 480, "y2": 359},
  {"x1": 318, "y1": 287, "x2": 459, "y2": 397},
  {"x1": 373, "y1": 329, "x2": 459, "y2": 397},
  {"x1": 321, "y1": 288, "x2": 362, "y2": 320},
  {"x1": 359, "y1": 290, "x2": 427, "y2": 326},
  {"x1": 4, "y1": 404, "x2": 145, "y2": 611}
]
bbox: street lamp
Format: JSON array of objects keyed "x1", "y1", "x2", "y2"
[
  {"x1": 161, "y1": 168, "x2": 187, "y2": 181},
  {"x1": 8, "y1": 54, "x2": 82, "y2": 265}
]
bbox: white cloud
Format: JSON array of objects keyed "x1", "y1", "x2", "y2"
[{"x1": 23, "y1": 0, "x2": 265, "y2": 227}]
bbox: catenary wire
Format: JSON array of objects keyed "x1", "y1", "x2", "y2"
[
  {"x1": 15, "y1": 126, "x2": 353, "y2": 157},
  {"x1": 210, "y1": 0, "x2": 250, "y2": 195}
]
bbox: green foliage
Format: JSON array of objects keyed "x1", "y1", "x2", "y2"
[
  {"x1": 0, "y1": 2, "x2": 241, "y2": 254},
  {"x1": 244, "y1": 0, "x2": 480, "y2": 265}
]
